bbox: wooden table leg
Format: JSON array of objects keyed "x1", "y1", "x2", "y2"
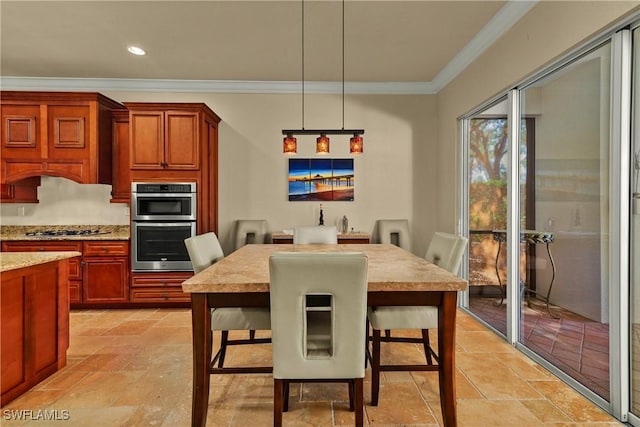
[
  {"x1": 438, "y1": 292, "x2": 458, "y2": 427},
  {"x1": 191, "y1": 294, "x2": 211, "y2": 427}
]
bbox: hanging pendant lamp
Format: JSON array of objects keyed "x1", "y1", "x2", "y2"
[{"x1": 281, "y1": 0, "x2": 364, "y2": 155}]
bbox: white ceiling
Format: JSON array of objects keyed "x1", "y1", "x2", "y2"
[{"x1": 0, "y1": 1, "x2": 536, "y2": 94}]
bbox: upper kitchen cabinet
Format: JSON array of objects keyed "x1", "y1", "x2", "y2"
[
  {"x1": 110, "y1": 109, "x2": 130, "y2": 203},
  {"x1": 122, "y1": 103, "x2": 221, "y2": 233},
  {"x1": 0, "y1": 91, "x2": 124, "y2": 185},
  {"x1": 125, "y1": 103, "x2": 220, "y2": 171}
]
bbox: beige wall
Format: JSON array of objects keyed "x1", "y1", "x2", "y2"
[
  {"x1": 435, "y1": 1, "x2": 639, "y2": 234},
  {"x1": 1, "y1": 92, "x2": 437, "y2": 255}
]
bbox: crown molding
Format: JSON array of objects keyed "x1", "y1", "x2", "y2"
[
  {"x1": 431, "y1": 0, "x2": 537, "y2": 91},
  {"x1": 0, "y1": 1, "x2": 535, "y2": 96},
  {"x1": 0, "y1": 77, "x2": 437, "y2": 95}
]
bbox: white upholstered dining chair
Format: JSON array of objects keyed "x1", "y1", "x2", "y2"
[
  {"x1": 293, "y1": 225, "x2": 338, "y2": 244},
  {"x1": 269, "y1": 252, "x2": 368, "y2": 427},
  {"x1": 185, "y1": 232, "x2": 271, "y2": 373},
  {"x1": 366, "y1": 231, "x2": 467, "y2": 405},
  {"x1": 376, "y1": 219, "x2": 411, "y2": 251},
  {"x1": 233, "y1": 219, "x2": 268, "y2": 251}
]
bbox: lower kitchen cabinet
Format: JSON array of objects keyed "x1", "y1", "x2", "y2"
[
  {"x1": 83, "y1": 241, "x2": 129, "y2": 304},
  {"x1": 1, "y1": 240, "x2": 129, "y2": 307},
  {"x1": 130, "y1": 271, "x2": 192, "y2": 305},
  {"x1": 2, "y1": 241, "x2": 82, "y2": 303}
]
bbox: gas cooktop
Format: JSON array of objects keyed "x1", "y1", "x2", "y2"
[{"x1": 25, "y1": 229, "x2": 109, "y2": 237}]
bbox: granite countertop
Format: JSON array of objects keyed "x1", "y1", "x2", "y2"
[
  {"x1": 0, "y1": 225, "x2": 130, "y2": 241},
  {"x1": 183, "y1": 243, "x2": 468, "y2": 294},
  {"x1": 1, "y1": 251, "x2": 82, "y2": 272}
]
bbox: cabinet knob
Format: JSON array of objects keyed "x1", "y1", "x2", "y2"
[{"x1": 38, "y1": 247, "x2": 44, "y2": 251}]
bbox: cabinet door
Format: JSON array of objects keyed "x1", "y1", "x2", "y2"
[
  {"x1": 46, "y1": 105, "x2": 90, "y2": 158},
  {"x1": 110, "y1": 111, "x2": 130, "y2": 203},
  {"x1": 165, "y1": 111, "x2": 199, "y2": 169},
  {"x1": 1, "y1": 104, "x2": 46, "y2": 182},
  {"x1": 130, "y1": 111, "x2": 164, "y2": 169},
  {"x1": 1, "y1": 104, "x2": 42, "y2": 158},
  {"x1": 45, "y1": 105, "x2": 91, "y2": 182},
  {"x1": 83, "y1": 257, "x2": 129, "y2": 303}
]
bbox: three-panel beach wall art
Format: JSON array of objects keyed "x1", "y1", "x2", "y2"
[{"x1": 288, "y1": 158, "x2": 354, "y2": 201}]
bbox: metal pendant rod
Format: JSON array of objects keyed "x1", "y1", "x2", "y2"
[{"x1": 282, "y1": 129, "x2": 364, "y2": 135}]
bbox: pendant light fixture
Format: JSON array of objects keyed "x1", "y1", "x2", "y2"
[{"x1": 282, "y1": 0, "x2": 364, "y2": 155}]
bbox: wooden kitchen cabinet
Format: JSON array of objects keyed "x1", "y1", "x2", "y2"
[
  {"x1": 130, "y1": 271, "x2": 192, "y2": 305},
  {"x1": 110, "y1": 110, "x2": 131, "y2": 203},
  {"x1": 82, "y1": 241, "x2": 129, "y2": 304},
  {"x1": 1, "y1": 91, "x2": 124, "y2": 185},
  {"x1": 128, "y1": 109, "x2": 199, "y2": 170},
  {"x1": 124, "y1": 102, "x2": 221, "y2": 236},
  {"x1": 2, "y1": 241, "x2": 83, "y2": 304},
  {"x1": 0, "y1": 176, "x2": 40, "y2": 203},
  {"x1": 1, "y1": 240, "x2": 129, "y2": 307},
  {"x1": 1, "y1": 259, "x2": 70, "y2": 406}
]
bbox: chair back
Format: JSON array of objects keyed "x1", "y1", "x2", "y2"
[
  {"x1": 293, "y1": 226, "x2": 338, "y2": 244},
  {"x1": 425, "y1": 232, "x2": 468, "y2": 275},
  {"x1": 234, "y1": 219, "x2": 268, "y2": 251},
  {"x1": 185, "y1": 232, "x2": 225, "y2": 273},
  {"x1": 269, "y1": 252, "x2": 368, "y2": 379},
  {"x1": 376, "y1": 219, "x2": 411, "y2": 251}
]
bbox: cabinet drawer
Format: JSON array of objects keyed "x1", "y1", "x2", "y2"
[
  {"x1": 2, "y1": 241, "x2": 82, "y2": 252},
  {"x1": 130, "y1": 287, "x2": 190, "y2": 303},
  {"x1": 83, "y1": 241, "x2": 129, "y2": 256},
  {"x1": 131, "y1": 272, "x2": 192, "y2": 288}
]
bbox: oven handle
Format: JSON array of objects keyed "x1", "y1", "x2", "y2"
[{"x1": 133, "y1": 222, "x2": 197, "y2": 228}]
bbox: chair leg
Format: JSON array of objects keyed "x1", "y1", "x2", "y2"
[
  {"x1": 365, "y1": 320, "x2": 370, "y2": 368},
  {"x1": 283, "y1": 381, "x2": 290, "y2": 412},
  {"x1": 218, "y1": 330, "x2": 229, "y2": 368},
  {"x1": 421, "y1": 329, "x2": 433, "y2": 365},
  {"x1": 371, "y1": 328, "x2": 381, "y2": 406},
  {"x1": 384, "y1": 329, "x2": 391, "y2": 338},
  {"x1": 355, "y1": 378, "x2": 364, "y2": 427},
  {"x1": 274, "y1": 379, "x2": 283, "y2": 427},
  {"x1": 250, "y1": 329, "x2": 256, "y2": 340},
  {"x1": 348, "y1": 380, "x2": 355, "y2": 411}
]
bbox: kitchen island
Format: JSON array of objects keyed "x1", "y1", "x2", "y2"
[{"x1": 1, "y1": 251, "x2": 80, "y2": 405}]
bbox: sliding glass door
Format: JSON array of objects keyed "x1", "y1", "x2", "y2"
[{"x1": 519, "y1": 42, "x2": 612, "y2": 401}]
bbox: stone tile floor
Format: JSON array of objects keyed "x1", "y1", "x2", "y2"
[
  {"x1": 1, "y1": 308, "x2": 623, "y2": 426},
  {"x1": 469, "y1": 295, "x2": 610, "y2": 400}
]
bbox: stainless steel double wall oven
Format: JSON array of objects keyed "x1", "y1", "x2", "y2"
[{"x1": 131, "y1": 182, "x2": 196, "y2": 271}]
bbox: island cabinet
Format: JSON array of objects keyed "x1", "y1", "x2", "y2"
[
  {"x1": 1, "y1": 241, "x2": 129, "y2": 307},
  {"x1": 0, "y1": 91, "x2": 124, "y2": 186},
  {"x1": 1, "y1": 257, "x2": 72, "y2": 406}
]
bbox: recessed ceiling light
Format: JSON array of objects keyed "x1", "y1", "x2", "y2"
[{"x1": 127, "y1": 46, "x2": 146, "y2": 56}]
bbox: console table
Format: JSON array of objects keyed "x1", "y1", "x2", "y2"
[
  {"x1": 492, "y1": 230, "x2": 557, "y2": 318},
  {"x1": 271, "y1": 232, "x2": 370, "y2": 244}
]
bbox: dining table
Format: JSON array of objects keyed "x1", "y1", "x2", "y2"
[{"x1": 181, "y1": 243, "x2": 468, "y2": 427}]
